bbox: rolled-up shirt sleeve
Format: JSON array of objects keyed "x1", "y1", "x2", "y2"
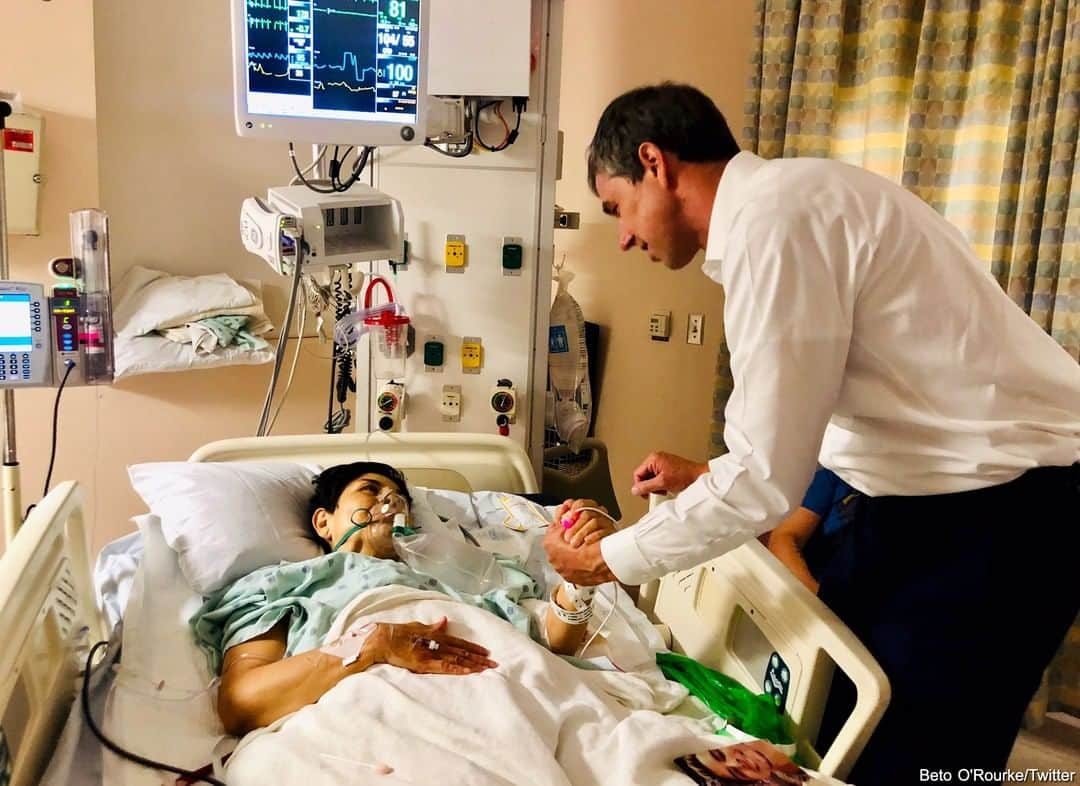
[{"x1": 601, "y1": 215, "x2": 856, "y2": 585}]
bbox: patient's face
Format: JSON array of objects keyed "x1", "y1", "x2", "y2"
[{"x1": 312, "y1": 472, "x2": 407, "y2": 559}]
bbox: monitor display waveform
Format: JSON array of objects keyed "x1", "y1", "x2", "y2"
[{"x1": 244, "y1": 0, "x2": 420, "y2": 121}]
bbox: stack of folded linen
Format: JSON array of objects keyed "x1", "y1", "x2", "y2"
[{"x1": 112, "y1": 266, "x2": 277, "y2": 378}]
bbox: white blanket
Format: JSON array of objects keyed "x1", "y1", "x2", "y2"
[{"x1": 224, "y1": 585, "x2": 719, "y2": 786}]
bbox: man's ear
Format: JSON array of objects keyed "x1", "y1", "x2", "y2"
[
  {"x1": 637, "y1": 142, "x2": 673, "y2": 189},
  {"x1": 312, "y1": 508, "x2": 332, "y2": 542}
]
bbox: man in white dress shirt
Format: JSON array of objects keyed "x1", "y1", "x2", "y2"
[{"x1": 544, "y1": 83, "x2": 1080, "y2": 784}]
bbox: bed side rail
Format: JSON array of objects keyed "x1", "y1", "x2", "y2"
[
  {"x1": 638, "y1": 495, "x2": 889, "y2": 780},
  {"x1": 0, "y1": 482, "x2": 106, "y2": 786}
]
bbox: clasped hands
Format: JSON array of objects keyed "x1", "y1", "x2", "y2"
[{"x1": 543, "y1": 451, "x2": 709, "y2": 587}]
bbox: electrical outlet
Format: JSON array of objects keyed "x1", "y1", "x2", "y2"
[
  {"x1": 649, "y1": 311, "x2": 671, "y2": 342},
  {"x1": 461, "y1": 336, "x2": 483, "y2": 373},
  {"x1": 445, "y1": 234, "x2": 467, "y2": 273},
  {"x1": 687, "y1": 313, "x2": 704, "y2": 345},
  {"x1": 441, "y1": 384, "x2": 462, "y2": 422}
]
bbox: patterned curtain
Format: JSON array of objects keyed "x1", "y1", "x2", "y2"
[{"x1": 721, "y1": 0, "x2": 1080, "y2": 721}]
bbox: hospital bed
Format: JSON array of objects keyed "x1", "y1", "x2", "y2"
[{"x1": 0, "y1": 432, "x2": 889, "y2": 785}]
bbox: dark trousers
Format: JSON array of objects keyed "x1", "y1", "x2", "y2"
[{"x1": 817, "y1": 463, "x2": 1080, "y2": 786}]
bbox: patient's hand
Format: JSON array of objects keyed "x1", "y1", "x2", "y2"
[
  {"x1": 370, "y1": 617, "x2": 498, "y2": 676},
  {"x1": 555, "y1": 499, "x2": 618, "y2": 547}
]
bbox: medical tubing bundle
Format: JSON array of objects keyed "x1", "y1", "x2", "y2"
[
  {"x1": 656, "y1": 651, "x2": 795, "y2": 745},
  {"x1": 256, "y1": 232, "x2": 304, "y2": 437},
  {"x1": 82, "y1": 640, "x2": 227, "y2": 786}
]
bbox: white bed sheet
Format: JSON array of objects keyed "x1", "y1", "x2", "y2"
[{"x1": 114, "y1": 332, "x2": 275, "y2": 379}]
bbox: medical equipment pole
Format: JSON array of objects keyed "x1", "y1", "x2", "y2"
[{"x1": 0, "y1": 99, "x2": 23, "y2": 546}]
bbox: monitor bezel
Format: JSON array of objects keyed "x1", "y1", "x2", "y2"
[{"x1": 231, "y1": 0, "x2": 428, "y2": 146}]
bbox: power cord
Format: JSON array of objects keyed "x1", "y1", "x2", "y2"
[
  {"x1": 81, "y1": 640, "x2": 227, "y2": 786},
  {"x1": 25, "y1": 359, "x2": 77, "y2": 520},
  {"x1": 325, "y1": 268, "x2": 353, "y2": 434},
  {"x1": 424, "y1": 134, "x2": 474, "y2": 158}
]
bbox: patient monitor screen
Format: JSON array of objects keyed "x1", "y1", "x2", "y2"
[
  {"x1": 0, "y1": 294, "x2": 33, "y2": 349},
  {"x1": 245, "y1": 0, "x2": 421, "y2": 124}
]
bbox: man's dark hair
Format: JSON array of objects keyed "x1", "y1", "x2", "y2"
[
  {"x1": 306, "y1": 461, "x2": 413, "y2": 551},
  {"x1": 587, "y1": 82, "x2": 739, "y2": 195}
]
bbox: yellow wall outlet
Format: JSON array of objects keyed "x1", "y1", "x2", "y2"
[
  {"x1": 445, "y1": 234, "x2": 467, "y2": 272},
  {"x1": 461, "y1": 336, "x2": 482, "y2": 373}
]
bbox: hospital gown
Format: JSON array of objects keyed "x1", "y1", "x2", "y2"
[{"x1": 190, "y1": 551, "x2": 542, "y2": 673}]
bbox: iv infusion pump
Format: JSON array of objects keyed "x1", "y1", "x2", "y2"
[{"x1": 0, "y1": 282, "x2": 92, "y2": 387}]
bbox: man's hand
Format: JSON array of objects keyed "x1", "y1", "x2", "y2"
[
  {"x1": 543, "y1": 521, "x2": 618, "y2": 586},
  {"x1": 554, "y1": 498, "x2": 618, "y2": 547},
  {"x1": 369, "y1": 618, "x2": 498, "y2": 675},
  {"x1": 630, "y1": 451, "x2": 709, "y2": 498}
]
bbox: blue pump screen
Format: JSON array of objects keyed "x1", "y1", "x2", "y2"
[{"x1": 0, "y1": 294, "x2": 33, "y2": 348}]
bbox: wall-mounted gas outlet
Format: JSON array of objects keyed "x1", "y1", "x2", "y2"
[
  {"x1": 374, "y1": 381, "x2": 405, "y2": 433},
  {"x1": 445, "y1": 234, "x2": 467, "y2": 273},
  {"x1": 461, "y1": 336, "x2": 482, "y2": 373},
  {"x1": 687, "y1": 313, "x2": 704, "y2": 345},
  {"x1": 501, "y1": 236, "x2": 524, "y2": 276}
]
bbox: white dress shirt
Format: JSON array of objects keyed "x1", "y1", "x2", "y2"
[{"x1": 601, "y1": 151, "x2": 1080, "y2": 585}]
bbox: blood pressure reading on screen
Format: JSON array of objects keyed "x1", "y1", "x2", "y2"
[
  {"x1": 0, "y1": 295, "x2": 33, "y2": 349},
  {"x1": 245, "y1": 0, "x2": 420, "y2": 123}
]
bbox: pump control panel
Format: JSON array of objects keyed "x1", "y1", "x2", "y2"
[{"x1": 0, "y1": 282, "x2": 53, "y2": 387}]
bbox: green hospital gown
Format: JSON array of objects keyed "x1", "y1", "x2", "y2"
[{"x1": 190, "y1": 551, "x2": 542, "y2": 674}]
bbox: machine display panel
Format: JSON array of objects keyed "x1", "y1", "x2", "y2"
[
  {"x1": 0, "y1": 294, "x2": 33, "y2": 349},
  {"x1": 244, "y1": 0, "x2": 421, "y2": 125}
]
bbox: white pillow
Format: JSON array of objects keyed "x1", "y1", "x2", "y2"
[
  {"x1": 127, "y1": 461, "x2": 450, "y2": 594},
  {"x1": 127, "y1": 461, "x2": 323, "y2": 594},
  {"x1": 114, "y1": 266, "x2": 263, "y2": 338}
]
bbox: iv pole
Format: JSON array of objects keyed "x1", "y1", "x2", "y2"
[{"x1": 0, "y1": 97, "x2": 23, "y2": 547}]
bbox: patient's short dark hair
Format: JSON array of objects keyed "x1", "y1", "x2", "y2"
[
  {"x1": 306, "y1": 462, "x2": 413, "y2": 551},
  {"x1": 587, "y1": 82, "x2": 739, "y2": 194}
]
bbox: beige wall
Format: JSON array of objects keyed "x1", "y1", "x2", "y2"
[
  {"x1": 555, "y1": 0, "x2": 758, "y2": 523},
  {"x1": 3, "y1": 0, "x2": 756, "y2": 554},
  {"x1": 3, "y1": 0, "x2": 103, "y2": 548}
]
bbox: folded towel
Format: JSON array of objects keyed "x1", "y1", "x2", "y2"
[{"x1": 161, "y1": 315, "x2": 270, "y2": 355}]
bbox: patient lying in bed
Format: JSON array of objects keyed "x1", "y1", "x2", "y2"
[{"x1": 191, "y1": 461, "x2": 616, "y2": 736}]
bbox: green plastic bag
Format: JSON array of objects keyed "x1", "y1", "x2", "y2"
[{"x1": 657, "y1": 651, "x2": 794, "y2": 745}]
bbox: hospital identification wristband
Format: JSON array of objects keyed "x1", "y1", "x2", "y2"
[{"x1": 549, "y1": 587, "x2": 594, "y2": 625}]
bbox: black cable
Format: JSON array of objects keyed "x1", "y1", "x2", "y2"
[
  {"x1": 474, "y1": 99, "x2": 522, "y2": 153},
  {"x1": 288, "y1": 143, "x2": 338, "y2": 194},
  {"x1": 325, "y1": 270, "x2": 353, "y2": 434},
  {"x1": 424, "y1": 133, "x2": 474, "y2": 158},
  {"x1": 288, "y1": 143, "x2": 373, "y2": 194},
  {"x1": 42, "y1": 360, "x2": 76, "y2": 498},
  {"x1": 81, "y1": 640, "x2": 227, "y2": 786}
]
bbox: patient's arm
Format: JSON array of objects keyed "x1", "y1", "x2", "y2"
[
  {"x1": 218, "y1": 617, "x2": 496, "y2": 736},
  {"x1": 545, "y1": 583, "x2": 591, "y2": 655},
  {"x1": 545, "y1": 499, "x2": 620, "y2": 655},
  {"x1": 767, "y1": 507, "x2": 822, "y2": 594}
]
